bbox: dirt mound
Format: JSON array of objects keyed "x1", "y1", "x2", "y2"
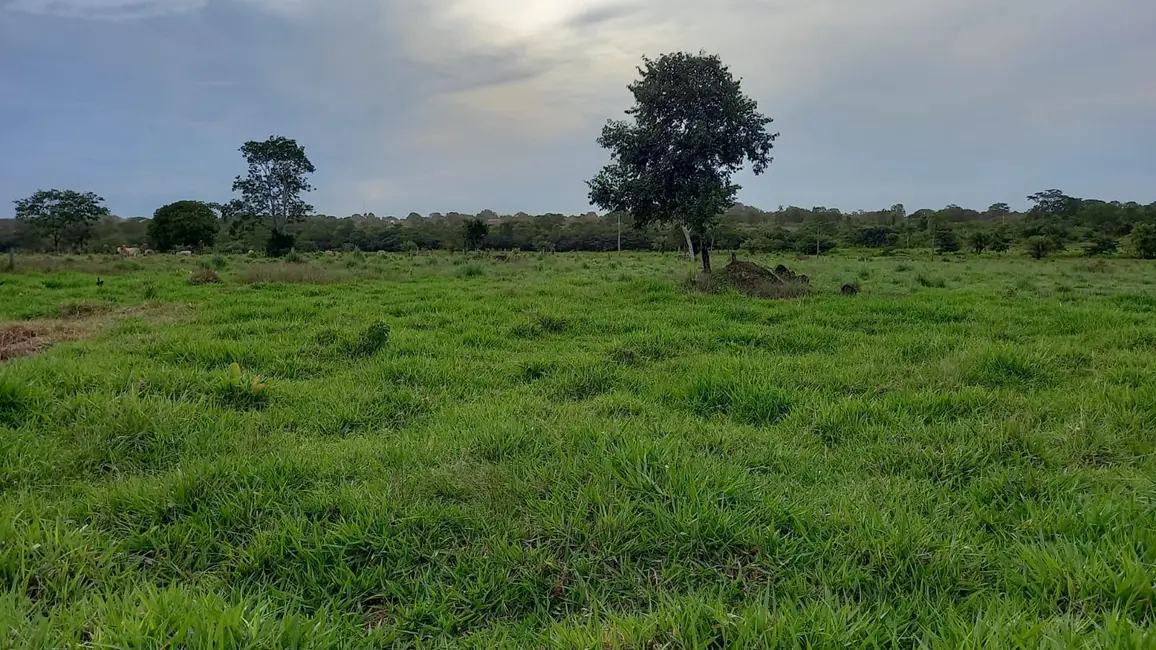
[
  {"x1": 717, "y1": 259, "x2": 810, "y2": 299},
  {"x1": 0, "y1": 325, "x2": 44, "y2": 361}
]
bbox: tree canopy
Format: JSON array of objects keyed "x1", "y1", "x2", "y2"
[
  {"x1": 13, "y1": 189, "x2": 110, "y2": 252},
  {"x1": 148, "y1": 200, "x2": 220, "y2": 252},
  {"x1": 230, "y1": 136, "x2": 316, "y2": 242},
  {"x1": 588, "y1": 51, "x2": 778, "y2": 272}
]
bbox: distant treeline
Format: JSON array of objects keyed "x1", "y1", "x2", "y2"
[{"x1": 4, "y1": 191, "x2": 1156, "y2": 257}]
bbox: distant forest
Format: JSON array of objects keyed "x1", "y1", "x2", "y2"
[{"x1": 4, "y1": 190, "x2": 1156, "y2": 257}]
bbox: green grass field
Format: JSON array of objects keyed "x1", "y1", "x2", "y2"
[{"x1": 1, "y1": 251, "x2": 1154, "y2": 648}]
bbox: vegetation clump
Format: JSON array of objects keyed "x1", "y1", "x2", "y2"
[
  {"x1": 694, "y1": 258, "x2": 810, "y2": 299},
  {"x1": 189, "y1": 268, "x2": 221, "y2": 285}
]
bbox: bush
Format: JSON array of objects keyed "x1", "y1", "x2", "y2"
[
  {"x1": 933, "y1": 228, "x2": 961, "y2": 254},
  {"x1": 1027, "y1": 236, "x2": 1053, "y2": 260},
  {"x1": 1083, "y1": 233, "x2": 1118, "y2": 257},
  {"x1": 1131, "y1": 223, "x2": 1156, "y2": 259},
  {"x1": 211, "y1": 254, "x2": 228, "y2": 270},
  {"x1": 284, "y1": 250, "x2": 306, "y2": 264},
  {"x1": 266, "y1": 231, "x2": 296, "y2": 258},
  {"x1": 189, "y1": 268, "x2": 221, "y2": 284}
]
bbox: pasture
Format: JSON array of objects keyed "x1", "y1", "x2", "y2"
[{"x1": 1, "y1": 251, "x2": 1154, "y2": 648}]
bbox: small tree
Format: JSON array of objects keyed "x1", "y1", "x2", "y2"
[
  {"x1": 1131, "y1": 223, "x2": 1156, "y2": 259},
  {"x1": 230, "y1": 135, "x2": 316, "y2": 256},
  {"x1": 14, "y1": 189, "x2": 110, "y2": 252},
  {"x1": 588, "y1": 52, "x2": 777, "y2": 273},
  {"x1": 989, "y1": 227, "x2": 1012, "y2": 253},
  {"x1": 148, "y1": 200, "x2": 220, "y2": 252},
  {"x1": 463, "y1": 218, "x2": 489, "y2": 252},
  {"x1": 968, "y1": 230, "x2": 990, "y2": 253},
  {"x1": 934, "y1": 228, "x2": 961, "y2": 254},
  {"x1": 1027, "y1": 235, "x2": 1053, "y2": 260},
  {"x1": 1083, "y1": 232, "x2": 1118, "y2": 257}
]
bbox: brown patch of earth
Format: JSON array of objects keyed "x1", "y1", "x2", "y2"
[{"x1": 1, "y1": 303, "x2": 182, "y2": 362}]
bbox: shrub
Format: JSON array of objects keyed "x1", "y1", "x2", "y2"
[
  {"x1": 142, "y1": 284, "x2": 158, "y2": 300},
  {"x1": 1083, "y1": 233, "x2": 1118, "y2": 257},
  {"x1": 211, "y1": 254, "x2": 228, "y2": 270},
  {"x1": 189, "y1": 268, "x2": 221, "y2": 285},
  {"x1": 1027, "y1": 236, "x2": 1053, "y2": 260},
  {"x1": 1131, "y1": 223, "x2": 1156, "y2": 259},
  {"x1": 284, "y1": 250, "x2": 306, "y2": 264},
  {"x1": 266, "y1": 231, "x2": 296, "y2": 258},
  {"x1": 456, "y1": 263, "x2": 485, "y2": 278},
  {"x1": 933, "y1": 228, "x2": 961, "y2": 254}
]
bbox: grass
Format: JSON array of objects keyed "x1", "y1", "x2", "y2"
[{"x1": 0, "y1": 250, "x2": 1154, "y2": 647}]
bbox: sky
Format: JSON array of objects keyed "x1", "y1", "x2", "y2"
[{"x1": 1, "y1": 0, "x2": 1154, "y2": 218}]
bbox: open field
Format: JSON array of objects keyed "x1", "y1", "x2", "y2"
[{"x1": 1, "y1": 251, "x2": 1155, "y2": 648}]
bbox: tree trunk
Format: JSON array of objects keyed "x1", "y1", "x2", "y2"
[
  {"x1": 681, "y1": 226, "x2": 696, "y2": 261},
  {"x1": 699, "y1": 233, "x2": 712, "y2": 273}
]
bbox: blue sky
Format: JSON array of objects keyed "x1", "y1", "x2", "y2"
[{"x1": 2, "y1": 0, "x2": 1154, "y2": 218}]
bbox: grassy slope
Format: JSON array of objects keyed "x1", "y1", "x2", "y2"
[{"x1": 1, "y1": 252, "x2": 1154, "y2": 648}]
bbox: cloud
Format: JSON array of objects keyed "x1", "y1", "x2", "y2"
[
  {"x1": 1, "y1": 0, "x2": 1154, "y2": 216},
  {"x1": 3, "y1": 0, "x2": 203, "y2": 19}
]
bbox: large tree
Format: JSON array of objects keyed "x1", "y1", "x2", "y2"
[
  {"x1": 588, "y1": 52, "x2": 777, "y2": 272},
  {"x1": 1027, "y1": 190, "x2": 1079, "y2": 220},
  {"x1": 148, "y1": 200, "x2": 220, "y2": 252},
  {"x1": 230, "y1": 136, "x2": 316, "y2": 253},
  {"x1": 13, "y1": 189, "x2": 110, "y2": 252}
]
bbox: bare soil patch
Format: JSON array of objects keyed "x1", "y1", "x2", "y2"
[{"x1": 1, "y1": 303, "x2": 182, "y2": 362}]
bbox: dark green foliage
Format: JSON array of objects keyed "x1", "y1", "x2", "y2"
[
  {"x1": 266, "y1": 231, "x2": 296, "y2": 258},
  {"x1": 1083, "y1": 232, "x2": 1118, "y2": 257},
  {"x1": 852, "y1": 226, "x2": 898, "y2": 248},
  {"x1": 462, "y1": 219, "x2": 489, "y2": 252},
  {"x1": 148, "y1": 200, "x2": 219, "y2": 252},
  {"x1": 968, "y1": 230, "x2": 990, "y2": 253},
  {"x1": 989, "y1": 227, "x2": 1013, "y2": 253},
  {"x1": 934, "y1": 228, "x2": 961, "y2": 254},
  {"x1": 1027, "y1": 235, "x2": 1053, "y2": 260},
  {"x1": 13, "y1": 189, "x2": 110, "y2": 252},
  {"x1": 230, "y1": 135, "x2": 316, "y2": 237},
  {"x1": 588, "y1": 51, "x2": 777, "y2": 272},
  {"x1": 1131, "y1": 223, "x2": 1156, "y2": 259}
]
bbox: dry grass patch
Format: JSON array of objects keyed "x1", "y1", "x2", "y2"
[
  {"x1": 1, "y1": 303, "x2": 184, "y2": 362},
  {"x1": 240, "y1": 263, "x2": 332, "y2": 285}
]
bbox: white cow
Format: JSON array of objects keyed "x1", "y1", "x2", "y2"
[
  {"x1": 177, "y1": 250, "x2": 193, "y2": 256},
  {"x1": 118, "y1": 245, "x2": 141, "y2": 257}
]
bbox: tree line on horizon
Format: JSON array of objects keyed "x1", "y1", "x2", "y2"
[
  {"x1": 4, "y1": 52, "x2": 1156, "y2": 262},
  {"x1": 5, "y1": 193, "x2": 1156, "y2": 259}
]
